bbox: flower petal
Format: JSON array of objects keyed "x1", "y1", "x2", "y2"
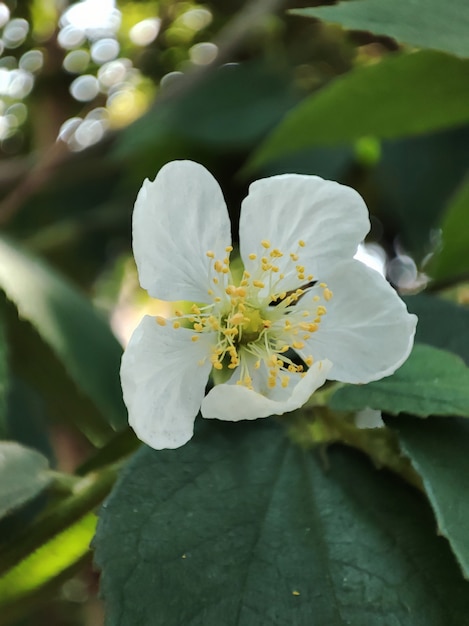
[
  {"x1": 121, "y1": 315, "x2": 214, "y2": 449},
  {"x1": 239, "y1": 174, "x2": 370, "y2": 293},
  {"x1": 201, "y1": 358, "x2": 331, "y2": 421},
  {"x1": 133, "y1": 160, "x2": 232, "y2": 302},
  {"x1": 305, "y1": 260, "x2": 417, "y2": 384}
]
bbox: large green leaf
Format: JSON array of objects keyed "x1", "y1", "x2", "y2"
[
  {"x1": 390, "y1": 416, "x2": 469, "y2": 580},
  {"x1": 94, "y1": 420, "x2": 469, "y2": 626},
  {"x1": 249, "y1": 51, "x2": 469, "y2": 168},
  {"x1": 428, "y1": 176, "x2": 469, "y2": 281},
  {"x1": 291, "y1": 0, "x2": 469, "y2": 58},
  {"x1": 405, "y1": 294, "x2": 469, "y2": 364},
  {"x1": 0, "y1": 442, "x2": 51, "y2": 521},
  {"x1": 0, "y1": 237, "x2": 125, "y2": 434},
  {"x1": 330, "y1": 344, "x2": 469, "y2": 417}
]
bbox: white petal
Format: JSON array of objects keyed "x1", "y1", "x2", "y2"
[
  {"x1": 306, "y1": 260, "x2": 417, "y2": 384},
  {"x1": 239, "y1": 174, "x2": 370, "y2": 293},
  {"x1": 201, "y1": 358, "x2": 331, "y2": 421},
  {"x1": 121, "y1": 315, "x2": 214, "y2": 449},
  {"x1": 133, "y1": 160, "x2": 232, "y2": 302}
]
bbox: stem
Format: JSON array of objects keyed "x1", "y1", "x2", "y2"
[
  {"x1": 0, "y1": 465, "x2": 118, "y2": 577},
  {"x1": 288, "y1": 407, "x2": 423, "y2": 492}
]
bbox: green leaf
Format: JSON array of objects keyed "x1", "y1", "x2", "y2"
[
  {"x1": 405, "y1": 294, "x2": 469, "y2": 364},
  {"x1": 249, "y1": 51, "x2": 469, "y2": 168},
  {"x1": 372, "y1": 127, "x2": 469, "y2": 258},
  {"x1": 389, "y1": 416, "x2": 469, "y2": 580},
  {"x1": 116, "y1": 63, "x2": 297, "y2": 159},
  {"x1": 428, "y1": 176, "x2": 469, "y2": 281},
  {"x1": 0, "y1": 442, "x2": 51, "y2": 520},
  {"x1": 0, "y1": 236, "x2": 126, "y2": 435},
  {"x1": 94, "y1": 420, "x2": 469, "y2": 625},
  {"x1": 291, "y1": 0, "x2": 469, "y2": 59},
  {"x1": 330, "y1": 344, "x2": 469, "y2": 417}
]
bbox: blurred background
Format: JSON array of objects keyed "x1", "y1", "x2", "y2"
[{"x1": 0, "y1": 0, "x2": 467, "y2": 624}]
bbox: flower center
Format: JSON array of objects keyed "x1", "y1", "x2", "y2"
[{"x1": 158, "y1": 239, "x2": 332, "y2": 391}]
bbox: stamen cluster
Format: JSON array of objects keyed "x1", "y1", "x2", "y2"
[{"x1": 156, "y1": 239, "x2": 333, "y2": 390}]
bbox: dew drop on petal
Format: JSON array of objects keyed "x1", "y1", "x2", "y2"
[
  {"x1": 129, "y1": 18, "x2": 161, "y2": 46},
  {"x1": 160, "y1": 71, "x2": 184, "y2": 89},
  {"x1": 90, "y1": 38, "x2": 120, "y2": 64},
  {"x1": 3, "y1": 19, "x2": 29, "y2": 49},
  {"x1": 58, "y1": 117, "x2": 82, "y2": 143},
  {"x1": 0, "y1": 3, "x2": 10, "y2": 28},
  {"x1": 74, "y1": 118, "x2": 104, "y2": 148},
  {"x1": 58, "y1": 25, "x2": 86, "y2": 50},
  {"x1": 63, "y1": 49, "x2": 90, "y2": 74},
  {"x1": 70, "y1": 74, "x2": 99, "y2": 102},
  {"x1": 19, "y1": 50, "x2": 44, "y2": 73},
  {"x1": 189, "y1": 42, "x2": 218, "y2": 65}
]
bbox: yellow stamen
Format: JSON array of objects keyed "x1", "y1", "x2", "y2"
[{"x1": 156, "y1": 316, "x2": 166, "y2": 326}]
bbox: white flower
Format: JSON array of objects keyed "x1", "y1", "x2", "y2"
[{"x1": 121, "y1": 160, "x2": 417, "y2": 450}]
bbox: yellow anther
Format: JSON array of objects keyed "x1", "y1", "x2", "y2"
[
  {"x1": 207, "y1": 289, "x2": 214, "y2": 296},
  {"x1": 324, "y1": 288, "x2": 333, "y2": 301},
  {"x1": 296, "y1": 265, "x2": 305, "y2": 273},
  {"x1": 253, "y1": 280, "x2": 265, "y2": 288},
  {"x1": 223, "y1": 257, "x2": 229, "y2": 265},
  {"x1": 279, "y1": 273, "x2": 285, "y2": 279},
  {"x1": 235, "y1": 287, "x2": 246, "y2": 297},
  {"x1": 155, "y1": 316, "x2": 167, "y2": 326},
  {"x1": 290, "y1": 253, "x2": 299, "y2": 261},
  {"x1": 263, "y1": 319, "x2": 272, "y2": 328},
  {"x1": 240, "y1": 279, "x2": 249, "y2": 287},
  {"x1": 213, "y1": 277, "x2": 219, "y2": 284},
  {"x1": 298, "y1": 274, "x2": 305, "y2": 281},
  {"x1": 307, "y1": 274, "x2": 314, "y2": 281},
  {"x1": 261, "y1": 240, "x2": 271, "y2": 249},
  {"x1": 248, "y1": 253, "x2": 257, "y2": 260},
  {"x1": 268, "y1": 377, "x2": 276, "y2": 388},
  {"x1": 270, "y1": 248, "x2": 283, "y2": 258},
  {"x1": 191, "y1": 304, "x2": 201, "y2": 314},
  {"x1": 193, "y1": 323, "x2": 203, "y2": 332},
  {"x1": 224, "y1": 328, "x2": 239, "y2": 337},
  {"x1": 230, "y1": 312, "x2": 245, "y2": 325},
  {"x1": 175, "y1": 309, "x2": 183, "y2": 317},
  {"x1": 317, "y1": 306, "x2": 327, "y2": 316},
  {"x1": 279, "y1": 345, "x2": 289, "y2": 353},
  {"x1": 319, "y1": 282, "x2": 327, "y2": 288},
  {"x1": 221, "y1": 267, "x2": 229, "y2": 274},
  {"x1": 206, "y1": 250, "x2": 215, "y2": 258},
  {"x1": 271, "y1": 266, "x2": 279, "y2": 273},
  {"x1": 213, "y1": 361, "x2": 223, "y2": 370},
  {"x1": 226, "y1": 285, "x2": 236, "y2": 295},
  {"x1": 214, "y1": 296, "x2": 221, "y2": 302},
  {"x1": 214, "y1": 260, "x2": 223, "y2": 272},
  {"x1": 281, "y1": 376, "x2": 290, "y2": 388},
  {"x1": 305, "y1": 356, "x2": 314, "y2": 366},
  {"x1": 225, "y1": 245, "x2": 233, "y2": 252},
  {"x1": 299, "y1": 240, "x2": 306, "y2": 247},
  {"x1": 243, "y1": 271, "x2": 251, "y2": 278},
  {"x1": 302, "y1": 311, "x2": 309, "y2": 317},
  {"x1": 313, "y1": 295, "x2": 320, "y2": 302},
  {"x1": 293, "y1": 341, "x2": 305, "y2": 350},
  {"x1": 173, "y1": 321, "x2": 181, "y2": 329},
  {"x1": 254, "y1": 360, "x2": 261, "y2": 369},
  {"x1": 191, "y1": 335, "x2": 200, "y2": 342}
]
